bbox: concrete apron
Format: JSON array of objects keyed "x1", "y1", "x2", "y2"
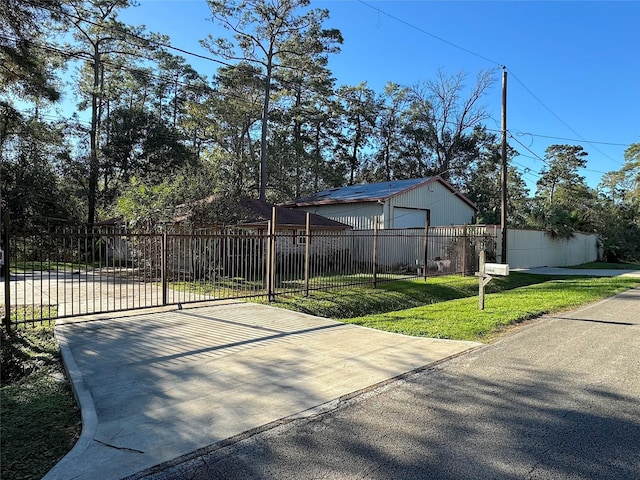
[{"x1": 45, "y1": 302, "x2": 481, "y2": 480}]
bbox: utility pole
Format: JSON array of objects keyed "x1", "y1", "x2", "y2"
[{"x1": 500, "y1": 67, "x2": 508, "y2": 264}]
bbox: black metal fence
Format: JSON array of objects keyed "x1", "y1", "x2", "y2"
[{"x1": 1, "y1": 215, "x2": 497, "y2": 328}]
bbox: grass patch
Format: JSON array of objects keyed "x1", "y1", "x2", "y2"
[
  {"x1": 0, "y1": 305, "x2": 58, "y2": 324},
  {"x1": 170, "y1": 278, "x2": 264, "y2": 297},
  {"x1": 169, "y1": 273, "x2": 414, "y2": 298},
  {"x1": 347, "y1": 276, "x2": 639, "y2": 341},
  {"x1": 267, "y1": 273, "x2": 639, "y2": 342},
  {"x1": 267, "y1": 273, "x2": 559, "y2": 319},
  {"x1": 1, "y1": 324, "x2": 81, "y2": 480},
  {"x1": 9, "y1": 261, "x2": 107, "y2": 273}
]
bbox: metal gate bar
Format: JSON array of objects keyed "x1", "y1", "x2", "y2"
[{"x1": 1, "y1": 213, "x2": 496, "y2": 327}]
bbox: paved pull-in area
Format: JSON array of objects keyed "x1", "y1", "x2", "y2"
[
  {"x1": 44, "y1": 302, "x2": 480, "y2": 480},
  {"x1": 135, "y1": 288, "x2": 640, "y2": 480}
]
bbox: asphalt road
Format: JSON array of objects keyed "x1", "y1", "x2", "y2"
[{"x1": 134, "y1": 288, "x2": 640, "y2": 480}]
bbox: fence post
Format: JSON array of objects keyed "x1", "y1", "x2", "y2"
[
  {"x1": 267, "y1": 207, "x2": 277, "y2": 302},
  {"x1": 462, "y1": 223, "x2": 468, "y2": 276},
  {"x1": 161, "y1": 232, "x2": 168, "y2": 306},
  {"x1": 478, "y1": 249, "x2": 486, "y2": 310},
  {"x1": 265, "y1": 222, "x2": 271, "y2": 300},
  {"x1": 372, "y1": 216, "x2": 379, "y2": 288},
  {"x1": 304, "y1": 212, "x2": 310, "y2": 297},
  {"x1": 2, "y1": 209, "x2": 11, "y2": 333},
  {"x1": 422, "y1": 220, "x2": 430, "y2": 282}
]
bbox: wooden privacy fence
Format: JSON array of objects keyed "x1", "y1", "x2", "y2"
[{"x1": 0, "y1": 213, "x2": 496, "y2": 329}]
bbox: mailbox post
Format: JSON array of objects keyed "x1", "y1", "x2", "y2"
[{"x1": 476, "y1": 250, "x2": 509, "y2": 310}]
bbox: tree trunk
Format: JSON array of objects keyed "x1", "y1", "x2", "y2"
[
  {"x1": 259, "y1": 50, "x2": 273, "y2": 201},
  {"x1": 173, "y1": 73, "x2": 179, "y2": 128},
  {"x1": 294, "y1": 89, "x2": 302, "y2": 199},
  {"x1": 350, "y1": 127, "x2": 360, "y2": 186},
  {"x1": 314, "y1": 123, "x2": 321, "y2": 191},
  {"x1": 87, "y1": 42, "x2": 101, "y2": 227}
]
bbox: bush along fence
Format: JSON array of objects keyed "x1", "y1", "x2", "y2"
[{"x1": 0, "y1": 210, "x2": 497, "y2": 329}]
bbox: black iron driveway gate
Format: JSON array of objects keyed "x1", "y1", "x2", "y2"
[{"x1": 1, "y1": 214, "x2": 496, "y2": 329}]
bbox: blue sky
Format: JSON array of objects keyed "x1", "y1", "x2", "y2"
[{"x1": 116, "y1": 0, "x2": 640, "y2": 193}]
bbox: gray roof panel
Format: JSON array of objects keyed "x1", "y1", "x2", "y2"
[{"x1": 292, "y1": 178, "x2": 432, "y2": 204}]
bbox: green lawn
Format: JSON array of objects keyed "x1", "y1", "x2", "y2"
[
  {"x1": 267, "y1": 273, "x2": 567, "y2": 319},
  {"x1": 1, "y1": 324, "x2": 81, "y2": 480},
  {"x1": 0, "y1": 305, "x2": 58, "y2": 324},
  {"x1": 269, "y1": 274, "x2": 640, "y2": 341}
]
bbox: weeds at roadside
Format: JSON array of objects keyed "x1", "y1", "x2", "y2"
[{"x1": 1, "y1": 325, "x2": 81, "y2": 480}]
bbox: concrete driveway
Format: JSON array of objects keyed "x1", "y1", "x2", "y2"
[
  {"x1": 134, "y1": 288, "x2": 640, "y2": 480},
  {"x1": 2, "y1": 270, "x2": 215, "y2": 317},
  {"x1": 516, "y1": 266, "x2": 640, "y2": 277},
  {"x1": 44, "y1": 302, "x2": 480, "y2": 480}
]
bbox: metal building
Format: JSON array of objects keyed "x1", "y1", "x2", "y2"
[{"x1": 283, "y1": 176, "x2": 477, "y2": 229}]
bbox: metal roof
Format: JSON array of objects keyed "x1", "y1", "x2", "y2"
[
  {"x1": 237, "y1": 199, "x2": 351, "y2": 229},
  {"x1": 174, "y1": 197, "x2": 350, "y2": 228},
  {"x1": 290, "y1": 178, "x2": 433, "y2": 205}
]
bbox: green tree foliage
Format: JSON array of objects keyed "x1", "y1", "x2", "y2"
[
  {"x1": 204, "y1": 63, "x2": 264, "y2": 197},
  {"x1": 0, "y1": 111, "x2": 83, "y2": 230},
  {"x1": 530, "y1": 144, "x2": 595, "y2": 238},
  {"x1": 536, "y1": 144, "x2": 588, "y2": 206},
  {"x1": 115, "y1": 179, "x2": 175, "y2": 231},
  {"x1": 101, "y1": 106, "x2": 196, "y2": 203},
  {"x1": 595, "y1": 142, "x2": 640, "y2": 261},
  {"x1": 3, "y1": 0, "x2": 633, "y2": 254},
  {"x1": 402, "y1": 70, "x2": 494, "y2": 186},
  {"x1": 269, "y1": 29, "x2": 344, "y2": 200},
  {"x1": 601, "y1": 142, "x2": 640, "y2": 209},
  {"x1": 364, "y1": 82, "x2": 411, "y2": 183},
  {"x1": 337, "y1": 82, "x2": 380, "y2": 185},
  {"x1": 0, "y1": 0, "x2": 62, "y2": 101},
  {"x1": 61, "y1": 0, "x2": 162, "y2": 225},
  {"x1": 153, "y1": 51, "x2": 210, "y2": 130},
  {"x1": 115, "y1": 163, "x2": 241, "y2": 230},
  {"x1": 460, "y1": 127, "x2": 529, "y2": 228},
  {"x1": 202, "y1": 0, "x2": 342, "y2": 201},
  {"x1": 591, "y1": 193, "x2": 640, "y2": 262}
]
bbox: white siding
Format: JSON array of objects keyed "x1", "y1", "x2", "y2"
[
  {"x1": 295, "y1": 179, "x2": 475, "y2": 230},
  {"x1": 494, "y1": 228, "x2": 599, "y2": 268},
  {"x1": 392, "y1": 207, "x2": 427, "y2": 228},
  {"x1": 300, "y1": 202, "x2": 383, "y2": 230},
  {"x1": 388, "y1": 180, "x2": 475, "y2": 227}
]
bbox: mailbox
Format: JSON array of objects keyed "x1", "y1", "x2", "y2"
[{"x1": 484, "y1": 263, "x2": 509, "y2": 276}]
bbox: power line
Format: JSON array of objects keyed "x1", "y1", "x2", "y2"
[
  {"x1": 0, "y1": 34, "x2": 267, "y2": 114},
  {"x1": 8, "y1": 4, "x2": 628, "y2": 186},
  {"x1": 509, "y1": 134, "x2": 549, "y2": 166},
  {"x1": 24, "y1": 0, "x2": 631, "y2": 169},
  {"x1": 6, "y1": 35, "x2": 624, "y2": 178},
  {"x1": 14, "y1": 2, "x2": 355, "y2": 111},
  {"x1": 509, "y1": 136, "x2": 612, "y2": 186},
  {"x1": 0, "y1": 34, "x2": 207, "y2": 91},
  {"x1": 476, "y1": 125, "x2": 630, "y2": 150},
  {"x1": 512, "y1": 161, "x2": 542, "y2": 181},
  {"x1": 507, "y1": 71, "x2": 623, "y2": 166},
  {"x1": 357, "y1": 0, "x2": 503, "y2": 68},
  {"x1": 30, "y1": 0, "x2": 632, "y2": 159},
  {"x1": 511, "y1": 130, "x2": 632, "y2": 148},
  {"x1": 22, "y1": 0, "x2": 233, "y2": 69},
  {"x1": 355, "y1": 1, "x2": 627, "y2": 168}
]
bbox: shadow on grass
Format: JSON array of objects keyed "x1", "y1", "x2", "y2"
[
  {"x1": 270, "y1": 273, "x2": 567, "y2": 320},
  {"x1": 1, "y1": 325, "x2": 81, "y2": 480}
]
